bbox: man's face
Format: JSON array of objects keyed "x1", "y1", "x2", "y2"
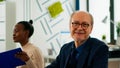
[
  {"x1": 70, "y1": 12, "x2": 93, "y2": 42},
  {"x1": 13, "y1": 24, "x2": 27, "y2": 43}
]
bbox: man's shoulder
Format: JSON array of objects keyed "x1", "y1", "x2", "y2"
[
  {"x1": 89, "y1": 37, "x2": 108, "y2": 48},
  {"x1": 90, "y1": 37, "x2": 105, "y2": 44},
  {"x1": 61, "y1": 41, "x2": 74, "y2": 49}
]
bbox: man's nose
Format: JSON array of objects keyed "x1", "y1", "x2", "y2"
[{"x1": 77, "y1": 24, "x2": 83, "y2": 29}]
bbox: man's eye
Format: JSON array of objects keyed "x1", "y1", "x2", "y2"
[
  {"x1": 82, "y1": 23, "x2": 89, "y2": 26},
  {"x1": 74, "y1": 23, "x2": 79, "y2": 25}
]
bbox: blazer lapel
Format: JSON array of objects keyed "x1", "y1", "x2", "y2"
[
  {"x1": 64, "y1": 53, "x2": 71, "y2": 68},
  {"x1": 77, "y1": 38, "x2": 92, "y2": 68},
  {"x1": 64, "y1": 42, "x2": 74, "y2": 68}
]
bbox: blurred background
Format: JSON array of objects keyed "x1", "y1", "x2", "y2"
[{"x1": 0, "y1": 0, "x2": 120, "y2": 68}]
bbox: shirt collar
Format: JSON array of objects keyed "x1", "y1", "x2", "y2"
[{"x1": 72, "y1": 37, "x2": 90, "y2": 53}]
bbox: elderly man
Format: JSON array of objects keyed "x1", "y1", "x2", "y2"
[{"x1": 46, "y1": 11, "x2": 109, "y2": 68}]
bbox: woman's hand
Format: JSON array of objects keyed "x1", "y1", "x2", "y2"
[{"x1": 15, "y1": 51, "x2": 30, "y2": 62}]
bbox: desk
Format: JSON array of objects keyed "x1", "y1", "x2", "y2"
[
  {"x1": 108, "y1": 45, "x2": 120, "y2": 68},
  {"x1": 109, "y1": 58, "x2": 120, "y2": 68}
]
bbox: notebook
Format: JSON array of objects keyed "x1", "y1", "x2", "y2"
[{"x1": 0, "y1": 48, "x2": 26, "y2": 68}]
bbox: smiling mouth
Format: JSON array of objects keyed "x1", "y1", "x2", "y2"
[
  {"x1": 75, "y1": 32, "x2": 85, "y2": 34},
  {"x1": 75, "y1": 30, "x2": 85, "y2": 33}
]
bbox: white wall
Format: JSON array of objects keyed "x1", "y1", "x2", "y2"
[
  {"x1": 15, "y1": 0, "x2": 77, "y2": 56},
  {"x1": 80, "y1": 0, "x2": 87, "y2": 11},
  {"x1": 6, "y1": 0, "x2": 16, "y2": 50},
  {"x1": 89, "y1": 0, "x2": 110, "y2": 43},
  {"x1": 114, "y1": 0, "x2": 120, "y2": 39},
  {"x1": 0, "y1": 0, "x2": 16, "y2": 52},
  {"x1": 0, "y1": 1, "x2": 6, "y2": 52}
]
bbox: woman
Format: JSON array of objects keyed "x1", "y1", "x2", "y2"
[{"x1": 13, "y1": 20, "x2": 44, "y2": 68}]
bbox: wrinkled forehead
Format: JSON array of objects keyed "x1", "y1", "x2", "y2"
[{"x1": 72, "y1": 11, "x2": 92, "y2": 22}]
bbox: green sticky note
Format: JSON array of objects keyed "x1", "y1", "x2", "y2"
[{"x1": 48, "y1": 1, "x2": 63, "y2": 18}]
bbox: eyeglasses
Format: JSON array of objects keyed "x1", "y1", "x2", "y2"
[{"x1": 71, "y1": 21, "x2": 90, "y2": 29}]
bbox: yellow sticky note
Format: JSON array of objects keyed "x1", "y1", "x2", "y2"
[
  {"x1": 0, "y1": 0, "x2": 4, "y2": 2},
  {"x1": 48, "y1": 1, "x2": 63, "y2": 18}
]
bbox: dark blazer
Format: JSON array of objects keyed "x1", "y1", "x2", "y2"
[{"x1": 46, "y1": 37, "x2": 109, "y2": 68}]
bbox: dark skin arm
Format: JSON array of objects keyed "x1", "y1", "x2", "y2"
[{"x1": 15, "y1": 51, "x2": 30, "y2": 62}]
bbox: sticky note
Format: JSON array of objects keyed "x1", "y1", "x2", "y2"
[{"x1": 48, "y1": 1, "x2": 63, "y2": 18}]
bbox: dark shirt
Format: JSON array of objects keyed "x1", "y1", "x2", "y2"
[
  {"x1": 66, "y1": 41, "x2": 86, "y2": 68},
  {"x1": 75, "y1": 41, "x2": 86, "y2": 60}
]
